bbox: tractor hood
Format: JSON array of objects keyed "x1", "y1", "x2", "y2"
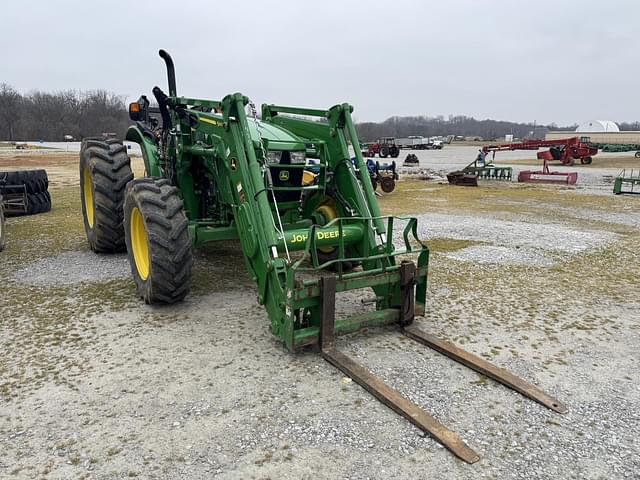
[
  {"x1": 247, "y1": 120, "x2": 306, "y2": 151},
  {"x1": 197, "y1": 112, "x2": 306, "y2": 151}
]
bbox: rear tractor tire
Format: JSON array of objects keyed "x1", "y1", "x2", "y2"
[
  {"x1": 80, "y1": 136, "x2": 134, "y2": 253},
  {"x1": 124, "y1": 178, "x2": 193, "y2": 304},
  {"x1": 581, "y1": 156, "x2": 593, "y2": 165},
  {"x1": 379, "y1": 146, "x2": 389, "y2": 158}
]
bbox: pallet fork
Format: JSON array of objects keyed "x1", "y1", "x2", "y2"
[{"x1": 318, "y1": 262, "x2": 567, "y2": 463}]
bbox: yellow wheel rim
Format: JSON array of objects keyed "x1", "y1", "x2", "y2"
[
  {"x1": 315, "y1": 201, "x2": 338, "y2": 254},
  {"x1": 302, "y1": 170, "x2": 317, "y2": 186},
  {"x1": 130, "y1": 207, "x2": 150, "y2": 280},
  {"x1": 83, "y1": 166, "x2": 94, "y2": 228}
]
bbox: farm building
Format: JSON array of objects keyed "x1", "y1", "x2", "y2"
[{"x1": 546, "y1": 119, "x2": 640, "y2": 144}]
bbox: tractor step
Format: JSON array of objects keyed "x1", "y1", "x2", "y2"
[{"x1": 317, "y1": 268, "x2": 567, "y2": 463}]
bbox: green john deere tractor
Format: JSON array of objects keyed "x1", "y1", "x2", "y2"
[
  {"x1": 79, "y1": 50, "x2": 566, "y2": 463},
  {"x1": 80, "y1": 49, "x2": 428, "y2": 348}
]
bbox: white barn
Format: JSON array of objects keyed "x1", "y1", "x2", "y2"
[{"x1": 576, "y1": 120, "x2": 620, "y2": 133}]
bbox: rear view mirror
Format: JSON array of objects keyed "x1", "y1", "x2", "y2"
[{"x1": 129, "y1": 96, "x2": 150, "y2": 122}]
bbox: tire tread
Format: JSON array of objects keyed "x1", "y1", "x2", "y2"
[{"x1": 124, "y1": 177, "x2": 192, "y2": 304}]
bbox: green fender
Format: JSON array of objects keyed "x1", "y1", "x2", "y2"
[{"x1": 125, "y1": 126, "x2": 161, "y2": 177}]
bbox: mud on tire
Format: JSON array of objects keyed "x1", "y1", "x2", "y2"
[
  {"x1": 124, "y1": 177, "x2": 193, "y2": 304},
  {"x1": 80, "y1": 136, "x2": 134, "y2": 253}
]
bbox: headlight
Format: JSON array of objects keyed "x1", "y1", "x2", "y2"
[
  {"x1": 290, "y1": 151, "x2": 306, "y2": 164},
  {"x1": 266, "y1": 150, "x2": 282, "y2": 164}
]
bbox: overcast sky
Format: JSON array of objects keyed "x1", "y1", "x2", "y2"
[{"x1": 1, "y1": 0, "x2": 637, "y2": 125}]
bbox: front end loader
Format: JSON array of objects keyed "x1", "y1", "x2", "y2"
[{"x1": 79, "y1": 50, "x2": 566, "y2": 463}]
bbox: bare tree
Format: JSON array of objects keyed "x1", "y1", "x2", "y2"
[
  {"x1": 0, "y1": 85, "x2": 130, "y2": 141},
  {"x1": 355, "y1": 115, "x2": 584, "y2": 142},
  {"x1": 0, "y1": 84, "x2": 22, "y2": 141}
]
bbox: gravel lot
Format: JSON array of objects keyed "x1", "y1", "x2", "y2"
[
  {"x1": 1, "y1": 149, "x2": 639, "y2": 479},
  {"x1": 12, "y1": 252, "x2": 130, "y2": 286}
]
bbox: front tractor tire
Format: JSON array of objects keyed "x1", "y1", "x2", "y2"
[
  {"x1": 123, "y1": 178, "x2": 193, "y2": 304},
  {"x1": 80, "y1": 137, "x2": 134, "y2": 252}
]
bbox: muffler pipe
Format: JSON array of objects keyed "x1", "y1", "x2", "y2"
[{"x1": 158, "y1": 49, "x2": 177, "y2": 97}]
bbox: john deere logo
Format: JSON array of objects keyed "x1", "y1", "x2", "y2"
[{"x1": 279, "y1": 171, "x2": 289, "y2": 181}]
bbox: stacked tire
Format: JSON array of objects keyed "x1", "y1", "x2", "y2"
[{"x1": 0, "y1": 169, "x2": 51, "y2": 216}]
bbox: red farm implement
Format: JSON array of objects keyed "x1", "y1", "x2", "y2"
[
  {"x1": 482, "y1": 136, "x2": 598, "y2": 166},
  {"x1": 517, "y1": 160, "x2": 578, "y2": 185},
  {"x1": 480, "y1": 136, "x2": 597, "y2": 185}
]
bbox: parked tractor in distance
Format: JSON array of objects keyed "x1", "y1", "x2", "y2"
[
  {"x1": 366, "y1": 137, "x2": 400, "y2": 158},
  {"x1": 78, "y1": 50, "x2": 566, "y2": 464},
  {"x1": 353, "y1": 158, "x2": 398, "y2": 193}
]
